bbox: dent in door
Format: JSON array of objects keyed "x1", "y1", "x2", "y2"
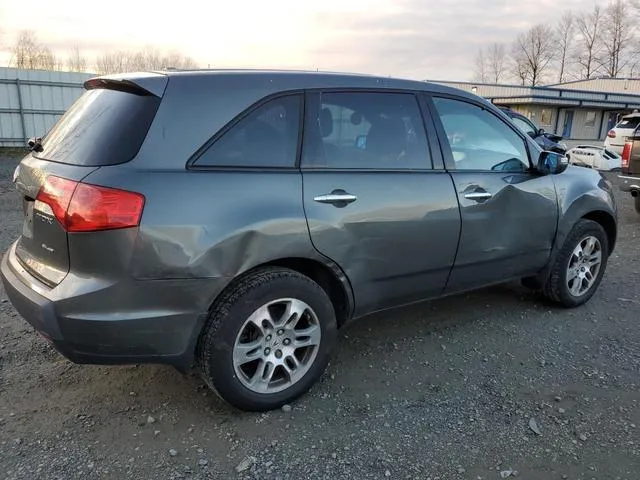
[{"x1": 447, "y1": 172, "x2": 558, "y2": 290}]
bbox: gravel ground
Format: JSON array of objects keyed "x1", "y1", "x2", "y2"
[{"x1": 0, "y1": 152, "x2": 639, "y2": 480}]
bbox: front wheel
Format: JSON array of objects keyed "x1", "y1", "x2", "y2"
[
  {"x1": 196, "y1": 267, "x2": 337, "y2": 411},
  {"x1": 542, "y1": 219, "x2": 609, "y2": 308}
]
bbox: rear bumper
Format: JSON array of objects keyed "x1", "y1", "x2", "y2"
[
  {"x1": 1, "y1": 242, "x2": 227, "y2": 370},
  {"x1": 618, "y1": 175, "x2": 640, "y2": 194}
]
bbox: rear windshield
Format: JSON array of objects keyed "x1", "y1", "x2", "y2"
[
  {"x1": 616, "y1": 117, "x2": 640, "y2": 129},
  {"x1": 34, "y1": 88, "x2": 160, "y2": 166}
]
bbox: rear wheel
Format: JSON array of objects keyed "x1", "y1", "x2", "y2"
[
  {"x1": 542, "y1": 219, "x2": 608, "y2": 308},
  {"x1": 196, "y1": 267, "x2": 337, "y2": 411}
]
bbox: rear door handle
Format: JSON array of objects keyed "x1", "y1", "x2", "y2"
[
  {"x1": 464, "y1": 192, "x2": 492, "y2": 201},
  {"x1": 313, "y1": 190, "x2": 357, "y2": 206}
]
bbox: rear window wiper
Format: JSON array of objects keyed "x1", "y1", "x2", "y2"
[{"x1": 27, "y1": 137, "x2": 43, "y2": 152}]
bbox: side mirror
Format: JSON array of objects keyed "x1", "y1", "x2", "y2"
[{"x1": 537, "y1": 151, "x2": 569, "y2": 175}]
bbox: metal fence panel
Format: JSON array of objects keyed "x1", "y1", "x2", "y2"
[{"x1": 0, "y1": 67, "x2": 93, "y2": 147}]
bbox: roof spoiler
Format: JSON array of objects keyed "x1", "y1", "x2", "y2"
[{"x1": 84, "y1": 72, "x2": 168, "y2": 97}]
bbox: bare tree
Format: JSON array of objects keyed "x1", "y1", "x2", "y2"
[
  {"x1": 512, "y1": 52, "x2": 530, "y2": 85},
  {"x1": 67, "y1": 45, "x2": 87, "y2": 72},
  {"x1": 487, "y1": 43, "x2": 507, "y2": 83},
  {"x1": 473, "y1": 48, "x2": 488, "y2": 82},
  {"x1": 95, "y1": 51, "x2": 128, "y2": 74},
  {"x1": 10, "y1": 30, "x2": 61, "y2": 70},
  {"x1": 162, "y1": 52, "x2": 198, "y2": 69},
  {"x1": 576, "y1": 6, "x2": 603, "y2": 79},
  {"x1": 600, "y1": 0, "x2": 633, "y2": 77},
  {"x1": 95, "y1": 48, "x2": 198, "y2": 74},
  {"x1": 628, "y1": 42, "x2": 640, "y2": 76},
  {"x1": 556, "y1": 11, "x2": 575, "y2": 83},
  {"x1": 512, "y1": 24, "x2": 557, "y2": 86}
]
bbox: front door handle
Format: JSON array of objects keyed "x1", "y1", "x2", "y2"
[
  {"x1": 464, "y1": 191, "x2": 492, "y2": 201},
  {"x1": 314, "y1": 190, "x2": 357, "y2": 207}
]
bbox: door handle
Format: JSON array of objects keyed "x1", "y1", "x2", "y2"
[
  {"x1": 314, "y1": 191, "x2": 357, "y2": 206},
  {"x1": 464, "y1": 192, "x2": 492, "y2": 201}
]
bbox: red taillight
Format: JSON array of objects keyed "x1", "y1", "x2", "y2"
[
  {"x1": 35, "y1": 176, "x2": 77, "y2": 227},
  {"x1": 607, "y1": 130, "x2": 616, "y2": 138},
  {"x1": 35, "y1": 176, "x2": 145, "y2": 232},
  {"x1": 621, "y1": 141, "x2": 632, "y2": 171}
]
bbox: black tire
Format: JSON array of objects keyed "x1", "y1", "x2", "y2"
[
  {"x1": 542, "y1": 219, "x2": 609, "y2": 308},
  {"x1": 196, "y1": 267, "x2": 337, "y2": 411},
  {"x1": 635, "y1": 197, "x2": 640, "y2": 215}
]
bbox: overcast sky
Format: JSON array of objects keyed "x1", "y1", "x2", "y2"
[{"x1": 0, "y1": 0, "x2": 606, "y2": 81}]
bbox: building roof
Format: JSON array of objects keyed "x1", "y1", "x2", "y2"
[
  {"x1": 549, "y1": 77, "x2": 640, "y2": 93},
  {"x1": 429, "y1": 79, "x2": 640, "y2": 110}
]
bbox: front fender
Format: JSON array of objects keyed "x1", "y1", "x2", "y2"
[{"x1": 534, "y1": 167, "x2": 617, "y2": 284}]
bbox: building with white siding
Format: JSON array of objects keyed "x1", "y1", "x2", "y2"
[{"x1": 430, "y1": 78, "x2": 640, "y2": 147}]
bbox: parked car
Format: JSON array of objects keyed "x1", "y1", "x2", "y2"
[
  {"x1": 499, "y1": 107, "x2": 567, "y2": 154},
  {"x1": 604, "y1": 111, "x2": 640, "y2": 155},
  {"x1": 566, "y1": 145, "x2": 622, "y2": 171},
  {"x1": 1, "y1": 71, "x2": 618, "y2": 411},
  {"x1": 619, "y1": 129, "x2": 640, "y2": 214}
]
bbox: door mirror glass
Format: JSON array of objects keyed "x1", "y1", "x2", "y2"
[
  {"x1": 538, "y1": 128, "x2": 546, "y2": 136},
  {"x1": 537, "y1": 151, "x2": 568, "y2": 174}
]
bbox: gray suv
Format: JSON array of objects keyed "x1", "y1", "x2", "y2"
[{"x1": 1, "y1": 70, "x2": 617, "y2": 411}]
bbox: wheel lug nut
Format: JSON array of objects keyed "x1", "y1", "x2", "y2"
[
  {"x1": 265, "y1": 335, "x2": 272, "y2": 341},
  {"x1": 264, "y1": 348, "x2": 271, "y2": 355},
  {"x1": 277, "y1": 329, "x2": 284, "y2": 335},
  {"x1": 283, "y1": 338, "x2": 291, "y2": 346},
  {"x1": 275, "y1": 350, "x2": 283, "y2": 359}
]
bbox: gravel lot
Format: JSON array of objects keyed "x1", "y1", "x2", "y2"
[{"x1": 0, "y1": 152, "x2": 639, "y2": 480}]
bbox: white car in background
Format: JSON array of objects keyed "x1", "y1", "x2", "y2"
[
  {"x1": 604, "y1": 112, "x2": 640, "y2": 154},
  {"x1": 566, "y1": 145, "x2": 622, "y2": 171}
]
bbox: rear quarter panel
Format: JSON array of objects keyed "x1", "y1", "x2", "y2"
[
  {"x1": 82, "y1": 168, "x2": 318, "y2": 279},
  {"x1": 79, "y1": 166, "x2": 347, "y2": 323}
]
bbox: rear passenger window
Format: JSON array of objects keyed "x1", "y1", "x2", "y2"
[
  {"x1": 302, "y1": 92, "x2": 431, "y2": 169},
  {"x1": 195, "y1": 95, "x2": 301, "y2": 168}
]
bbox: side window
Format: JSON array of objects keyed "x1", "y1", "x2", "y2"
[
  {"x1": 302, "y1": 92, "x2": 431, "y2": 169},
  {"x1": 195, "y1": 95, "x2": 301, "y2": 167},
  {"x1": 433, "y1": 97, "x2": 530, "y2": 172}
]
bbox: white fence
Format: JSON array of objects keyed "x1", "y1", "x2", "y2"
[{"x1": 0, "y1": 67, "x2": 94, "y2": 147}]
